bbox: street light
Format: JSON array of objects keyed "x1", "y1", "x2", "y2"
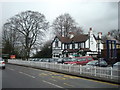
[{"x1": 97, "y1": 33, "x2": 102, "y2": 66}]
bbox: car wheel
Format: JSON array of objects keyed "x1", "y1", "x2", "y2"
[{"x1": 2, "y1": 67, "x2": 5, "y2": 69}]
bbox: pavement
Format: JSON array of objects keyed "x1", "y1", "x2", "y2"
[{"x1": 1, "y1": 64, "x2": 120, "y2": 89}]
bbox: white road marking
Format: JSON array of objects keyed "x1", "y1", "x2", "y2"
[
  {"x1": 7, "y1": 68, "x2": 15, "y2": 71},
  {"x1": 42, "y1": 80, "x2": 64, "y2": 88},
  {"x1": 63, "y1": 83, "x2": 74, "y2": 87},
  {"x1": 19, "y1": 71, "x2": 35, "y2": 78},
  {"x1": 21, "y1": 66, "x2": 47, "y2": 72}
]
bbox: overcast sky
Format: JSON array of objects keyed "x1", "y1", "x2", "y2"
[{"x1": 0, "y1": 0, "x2": 119, "y2": 41}]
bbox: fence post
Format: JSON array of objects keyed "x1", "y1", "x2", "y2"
[
  {"x1": 53, "y1": 62, "x2": 55, "y2": 69},
  {"x1": 60, "y1": 64, "x2": 62, "y2": 70},
  {"x1": 111, "y1": 67, "x2": 113, "y2": 79},
  {"x1": 94, "y1": 66, "x2": 96, "y2": 76},
  {"x1": 100, "y1": 67, "x2": 101, "y2": 77},
  {"x1": 69, "y1": 65, "x2": 71, "y2": 72},
  {"x1": 79, "y1": 65, "x2": 82, "y2": 74}
]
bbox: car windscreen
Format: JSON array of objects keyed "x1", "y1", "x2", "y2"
[
  {"x1": 63, "y1": 58, "x2": 69, "y2": 61},
  {"x1": 87, "y1": 58, "x2": 92, "y2": 60},
  {"x1": 99, "y1": 61, "x2": 107, "y2": 65},
  {"x1": 71, "y1": 58, "x2": 78, "y2": 61},
  {"x1": 77, "y1": 58, "x2": 86, "y2": 61}
]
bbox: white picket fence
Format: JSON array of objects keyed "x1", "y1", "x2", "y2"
[{"x1": 8, "y1": 59, "x2": 120, "y2": 82}]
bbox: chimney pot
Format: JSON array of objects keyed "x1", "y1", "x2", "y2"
[
  {"x1": 98, "y1": 32, "x2": 102, "y2": 35},
  {"x1": 108, "y1": 32, "x2": 111, "y2": 35},
  {"x1": 90, "y1": 27, "x2": 92, "y2": 31}
]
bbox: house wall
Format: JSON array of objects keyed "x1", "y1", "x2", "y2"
[
  {"x1": 85, "y1": 34, "x2": 97, "y2": 51},
  {"x1": 85, "y1": 40, "x2": 89, "y2": 48},
  {"x1": 62, "y1": 44, "x2": 64, "y2": 49},
  {"x1": 75, "y1": 43, "x2": 78, "y2": 49},
  {"x1": 52, "y1": 38, "x2": 63, "y2": 58},
  {"x1": 90, "y1": 37, "x2": 97, "y2": 51},
  {"x1": 70, "y1": 44, "x2": 72, "y2": 49}
]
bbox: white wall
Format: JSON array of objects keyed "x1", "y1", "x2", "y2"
[
  {"x1": 70, "y1": 44, "x2": 72, "y2": 49},
  {"x1": 52, "y1": 38, "x2": 61, "y2": 49},
  {"x1": 52, "y1": 42, "x2": 55, "y2": 48},
  {"x1": 85, "y1": 40, "x2": 89, "y2": 48},
  {"x1": 75, "y1": 43, "x2": 78, "y2": 49},
  {"x1": 90, "y1": 37, "x2": 97, "y2": 51},
  {"x1": 62, "y1": 44, "x2": 64, "y2": 49}
]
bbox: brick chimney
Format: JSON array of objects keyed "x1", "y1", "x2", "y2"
[
  {"x1": 90, "y1": 27, "x2": 92, "y2": 31},
  {"x1": 89, "y1": 27, "x2": 93, "y2": 36},
  {"x1": 108, "y1": 32, "x2": 111, "y2": 37}
]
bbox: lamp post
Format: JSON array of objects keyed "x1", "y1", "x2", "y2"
[
  {"x1": 97, "y1": 34, "x2": 101, "y2": 66},
  {"x1": 98, "y1": 35, "x2": 100, "y2": 58}
]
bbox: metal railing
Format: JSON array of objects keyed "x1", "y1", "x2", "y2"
[{"x1": 8, "y1": 59, "x2": 120, "y2": 83}]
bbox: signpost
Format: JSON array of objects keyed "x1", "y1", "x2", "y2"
[{"x1": 106, "y1": 40, "x2": 117, "y2": 59}]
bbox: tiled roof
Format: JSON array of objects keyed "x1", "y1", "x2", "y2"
[{"x1": 57, "y1": 34, "x2": 89, "y2": 43}]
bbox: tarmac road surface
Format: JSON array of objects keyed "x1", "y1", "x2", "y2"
[{"x1": 2, "y1": 64, "x2": 120, "y2": 89}]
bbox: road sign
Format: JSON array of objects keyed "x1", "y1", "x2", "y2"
[{"x1": 10, "y1": 55, "x2": 16, "y2": 59}]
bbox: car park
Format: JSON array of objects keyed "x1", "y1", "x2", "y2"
[
  {"x1": 64, "y1": 56, "x2": 94, "y2": 65},
  {"x1": 0, "y1": 57, "x2": 5, "y2": 69}
]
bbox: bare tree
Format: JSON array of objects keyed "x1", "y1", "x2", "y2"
[
  {"x1": 2, "y1": 22, "x2": 19, "y2": 56},
  {"x1": 102, "y1": 29, "x2": 120, "y2": 42},
  {"x1": 110, "y1": 29, "x2": 120, "y2": 42},
  {"x1": 52, "y1": 13, "x2": 83, "y2": 37},
  {"x1": 71, "y1": 26, "x2": 83, "y2": 35},
  {"x1": 2, "y1": 10, "x2": 49, "y2": 60}
]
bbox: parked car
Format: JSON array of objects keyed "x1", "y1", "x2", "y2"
[
  {"x1": 42, "y1": 58, "x2": 54, "y2": 62},
  {"x1": 0, "y1": 57, "x2": 5, "y2": 69},
  {"x1": 83, "y1": 60, "x2": 109, "y2": 75},
  {"x1": 112, "y1": 62, "x2": 120, "y2": 70},
  {"x1": 64, "y1": 58, "x2": 78, "y2": 65},
  {"x1": 64, "y1": 56, "x2": 94, "y2": 65},
  {"x1": 29, "y1": 58, "x2": 40, "y2": 61},
  {"x1": 49, "y1": 58, "x2": 58, "y2": 63},
  {"x1": 86, "y1": 60, "x2": 108, "y2": 67},
  {"x1": 97, "y1": 58, "x2": 107, "y2": 62},
  {"x1": 57, "y1": 58, "x2": 72, "y2": 64}
]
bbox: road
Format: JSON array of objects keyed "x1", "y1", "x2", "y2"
[{"x1": 2, "y1": 64, "x2": 120, "y2": 89}]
